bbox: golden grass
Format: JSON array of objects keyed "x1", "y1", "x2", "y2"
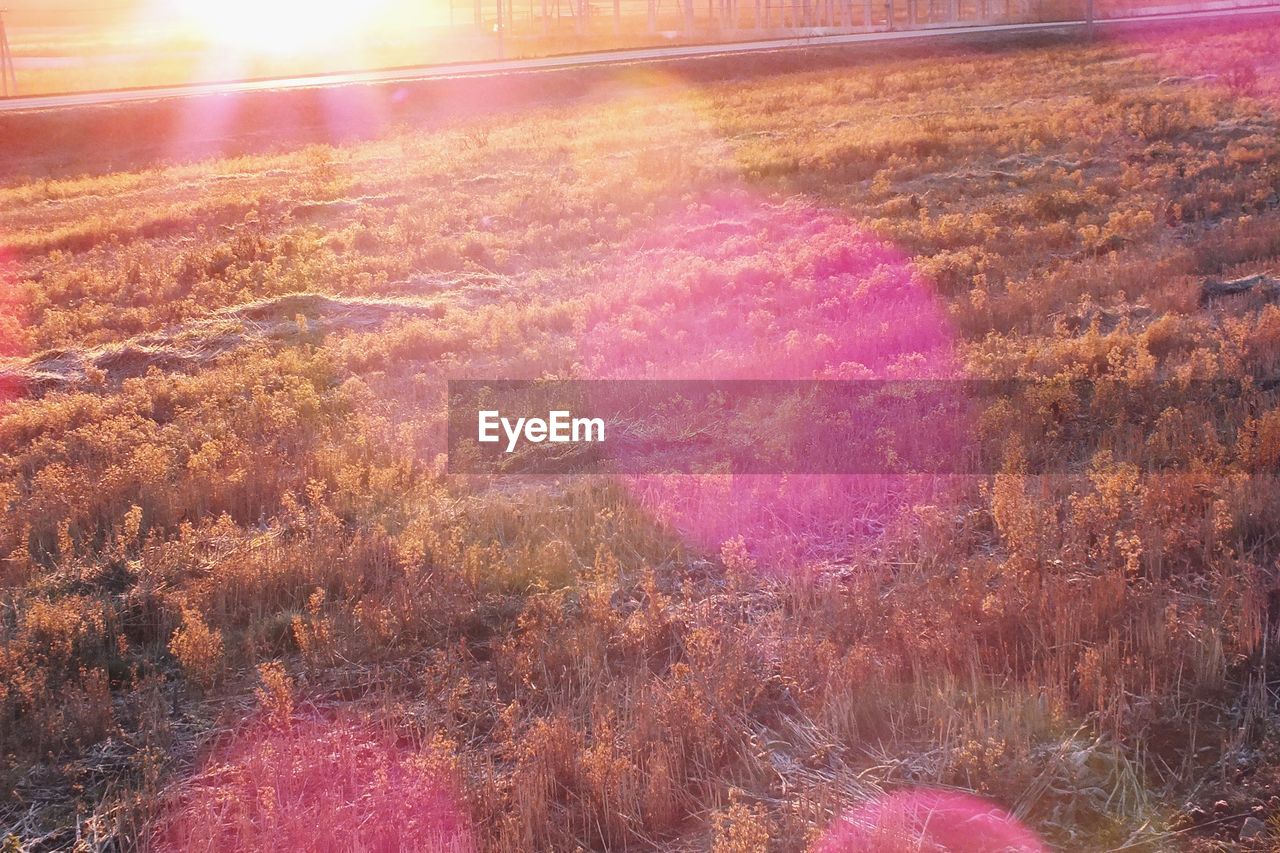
[{"x1": 2, "y1": 20, "x2": 1280, "y2": 850}]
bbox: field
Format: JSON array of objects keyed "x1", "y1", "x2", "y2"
[{"x1": 3, "y1": 17, "x2": 1280, "y2": 851}]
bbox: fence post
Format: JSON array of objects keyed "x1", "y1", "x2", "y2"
[{"x1": 1, "y1": 8, "x2": 18, "y2": 98}]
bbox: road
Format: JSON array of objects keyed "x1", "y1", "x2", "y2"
[{"x1": 2, "y1": 3, "x2": 1278, "y2": 113}]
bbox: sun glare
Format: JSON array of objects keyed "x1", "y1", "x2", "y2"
[{"x1": 173, "y1": 0, "x2": 391, "y2": 55}]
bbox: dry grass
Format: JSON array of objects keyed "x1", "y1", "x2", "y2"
[{"x1": 2, "y1": 18, "x2": 1280, "y2": 851}]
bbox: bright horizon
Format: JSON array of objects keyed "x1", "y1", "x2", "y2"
[
  {"x1": 3, "y1": 0, "x2": 458, "y2": 43},
  {"x1": 0, "y1": 0, "x2": 1253, "y2": 98},
  {"x1": 1, "y1": 0, "x2": 480, "y2": 96}
]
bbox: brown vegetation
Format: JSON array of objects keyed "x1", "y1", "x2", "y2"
[{"x1": 2, "y1": 18, "x2": 1280, "y2": 851}]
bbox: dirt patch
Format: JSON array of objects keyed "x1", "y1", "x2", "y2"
[{"x1": 0, "y1": 292, "x2": 457, "y2": 398}]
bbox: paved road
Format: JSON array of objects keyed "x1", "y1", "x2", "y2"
[{"x1": 2, "y1": 4, "x2": 1278, "y2": 113}]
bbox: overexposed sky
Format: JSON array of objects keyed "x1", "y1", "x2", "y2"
[{"x1": 5, "y1": 0, "x2": 456, "y2": 30}]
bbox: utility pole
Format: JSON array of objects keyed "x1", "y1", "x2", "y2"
[
  {"x1": 0, "y1": 9, "x2": 16, "y2": 98},
  {"x1": 495, "y1": 0, "x2": 504, "y2": 57}
]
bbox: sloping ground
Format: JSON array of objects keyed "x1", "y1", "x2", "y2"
[
  {"x1": 0, "y1": 292, "x2": 479, "y2": 396},
  {"x1": 4, "y1": 18, "x2": 1280, "y2": 852}
]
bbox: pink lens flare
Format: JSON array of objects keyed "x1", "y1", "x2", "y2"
[
  {"x1": 160, "y1": 716, "x2": 473, "y2": 852},
  {"x1": 581, "y1": 193, "x2": 956, "y2": 382},
  {"x1": 1103, "y1": 16, "x2": 1280, "y2": 104},
  {"x1": 816, "y1": 789, "x2": 1047, "y2": 853},
  {"x1": 318, "y1": 83, "x2": 394, "y2": 145},
  {"x1": 165, "y1": 89, "x2": 244, "y2": 163},
  {"x1": 579, "y1": 192, "x2": 971, "y2": 571}
]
